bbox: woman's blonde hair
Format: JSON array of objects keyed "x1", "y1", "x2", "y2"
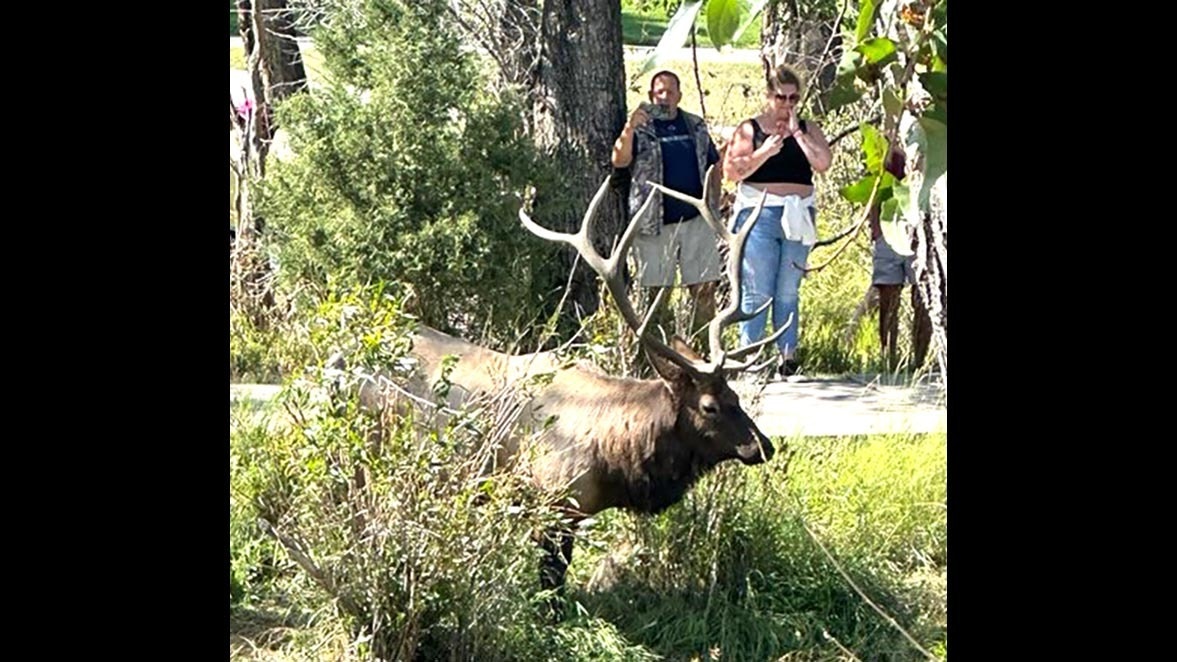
[{"x1": 767, "y1": 64, "x2": 804, "y2": 93}]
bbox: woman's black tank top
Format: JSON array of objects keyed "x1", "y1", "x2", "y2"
[{"x1": 743, "y1": 118, "x2": 813, "y2": 186}]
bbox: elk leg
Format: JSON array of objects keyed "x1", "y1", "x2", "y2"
[{"x1": 538, "y1": 526, "x2": 575, "y2": 621}]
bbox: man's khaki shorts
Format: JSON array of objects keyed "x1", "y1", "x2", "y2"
[{"x1": 632, "y1": 215, "x2": 722, "y2": 288}]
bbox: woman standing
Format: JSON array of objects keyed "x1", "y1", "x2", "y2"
[{"x1": 723, "y1": 65, "x2": 833, "y2": 377}]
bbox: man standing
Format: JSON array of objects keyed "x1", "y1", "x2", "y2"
[{"x1": 611, "y1": 70, "x2": 721, "y2": 337}]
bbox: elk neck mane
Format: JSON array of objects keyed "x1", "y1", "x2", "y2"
[{"x1": 533, "y1": 368, "x2": 714, "y2": 515}]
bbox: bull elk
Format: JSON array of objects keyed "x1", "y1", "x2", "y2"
[{"x1": 343, "y1": 165, "x2": 788, "y2": 616}]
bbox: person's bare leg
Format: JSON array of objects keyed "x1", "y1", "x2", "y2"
[{"x1": 876, "y1": 284, "x2": 901, "y2": 370}]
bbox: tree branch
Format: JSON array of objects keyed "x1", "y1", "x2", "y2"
[
  {"x1": 801, "y1": 0, "x2": 851, "y2": 109},
  {"x1": 691, "y1": 26, "x2": 707, "y2": 120},
  {"x1": 797, "y1": 173, "x2": 882, "y2": 273},
  {"x1": 258, "y1": 518, "x2": 362, "y2": 617},
  {"x1": 445, "y1": 1, "x2": 514, "y2": 83},
  {"x1": 828, "y1": 114, "x2": 881, "y2": 147}
]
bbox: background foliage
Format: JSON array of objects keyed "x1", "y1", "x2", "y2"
[
  {"x1": 229, "y1": 2, "x2": 948, "y2": 659},
  {"x1": 256, "y1": 0, "x2": 566, "y2": 347}
]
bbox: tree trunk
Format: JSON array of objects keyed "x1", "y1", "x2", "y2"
[
  {"x1": 232, "y1": 0, "x2": 306, "y2": 322},
  {"x1": 530, "y1": 0, "x2": 628, "y2": 319},
  {"x1": 760, "y1": 0, "x2": 840, "y2": 99},
  {"x1": 235, "y1": 0, "x2": 308, "y2": 178},
  {"x1": 914, "y1": 180, "x2": 947, "y2": 386}
]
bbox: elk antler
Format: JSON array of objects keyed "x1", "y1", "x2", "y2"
[
  {"x1": 519, "y1": 177, "x2": 709, "y2": 376},
  {"x1": 650, "y1": 165, "x2": 791, "y2": 372},
  {"x1": 520, "y1": 165, "x2": 787, "y2": 378}
]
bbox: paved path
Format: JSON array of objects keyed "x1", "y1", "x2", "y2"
[
  {"x1": 231, "y1": 374, "x2": 945, "y2": 438},
  {"x1": 730, "y1": 373, "x2": 946, "y2": 437}
]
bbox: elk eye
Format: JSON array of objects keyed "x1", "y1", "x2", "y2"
[{"x1": 701, "y1": 396, "x2": 720, "y2": 417}]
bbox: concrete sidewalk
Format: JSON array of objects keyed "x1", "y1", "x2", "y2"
[
  {"x1": 730, "y1": 374, "x2": 946, "y2": 437},
  {"x1": 231, "y1": 374, "x2": 946, "y2": 438}
]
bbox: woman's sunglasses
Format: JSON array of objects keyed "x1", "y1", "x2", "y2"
[{"x1": 773, "y1": 92, "x2": 801, "y2": 103}]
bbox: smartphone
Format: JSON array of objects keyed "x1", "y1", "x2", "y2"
[{"x1": 641, "y1": 102, "x2": 671, "y2": 121}]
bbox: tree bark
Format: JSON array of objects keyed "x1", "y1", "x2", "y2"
[
  {"x1": 232, "y1": 0, "x2": 306, "y2": 320},
  {"x1": 760, "y1": 0, "x2": 840, "y2": 96},
  {"x1": 235, "y1": 0, "x2": 308, "y2": 176},
  {"x1": 530, "y1": 0, "x2": 628, "y2": 318}
]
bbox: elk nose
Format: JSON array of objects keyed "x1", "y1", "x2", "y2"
[
  {"x1": 759, "y1": 435, "x2": 775, "y2": 462},
  {"x1": 738, "y1": 428, "x2": 774, "y2": 465}
]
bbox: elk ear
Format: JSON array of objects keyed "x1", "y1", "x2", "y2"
[
  {"x1": 669, "y1": 336, "x2": 703, "y2": 362},
  {"x1": 646, "y1": 336, "x2": 701, "y2": 386},
  {"x1": 645, "y1": 347, "x2": 683, "y2": 383}
]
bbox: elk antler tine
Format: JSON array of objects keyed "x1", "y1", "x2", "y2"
[
  {"x1": 519, "y1": 207, "x2": 566, "y2": 243},
  {"x1": 611, "y1": 185, "x2": 660, "y2": 275},
  {"x1": 728, "y1": 313, "x2": 792, "y2": 362},
  {"x1": 637, "y1": 286, "x2": 670, "y2": 339},
  {"x1": 725, "y1": 351, "x2": 778, "y2": 373},
  {"x1": 650, "y1": 182, "x2": 721, "y2": 233},
  {"x1": 704, "y1": 191, "x2": 771, "y2": 366},
  {"x1": 520, "y1": 177, "x2": 618, "y2": 277},
  {"x1": 521, "y1": 175, "x2": 708, "y2": 378},
  {"x1": 577, "y1": 175, "x2": 615, "y2": 243}
]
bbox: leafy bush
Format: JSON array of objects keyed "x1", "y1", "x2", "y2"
[
  {"x1": 257, "y1": 0, "x2": 565, "y2": 348},
  {"x1": 230, "y1": 282, "x2": 586, "y2": 660}
]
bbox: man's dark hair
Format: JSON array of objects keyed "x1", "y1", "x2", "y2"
[{"x1": 649, "y1": 70, "x2": 681, "y2": 91}]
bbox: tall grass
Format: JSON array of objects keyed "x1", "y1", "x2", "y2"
[
  {"x1": 234, "y1": 408, "x2": 946, "y2": 660},
  {"x1": 230, "y1": 284, "x2": 946, "y2": 660},
  {"x1": 565, "y1": 432, "x2": 947, "y2": 661}
]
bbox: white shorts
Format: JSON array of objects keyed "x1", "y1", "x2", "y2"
[{"x1": 631, "y1": 215, "x2": 722, "y2": 288}]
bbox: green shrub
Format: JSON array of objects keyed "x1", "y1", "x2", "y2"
[
  {"x1": 230, "y1": 282, "x2": 586, "y2": 660},
  {"x1": 256, "y1": 0, "x2": 565, "y2": 348}
]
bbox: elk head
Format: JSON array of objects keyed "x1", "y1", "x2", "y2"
[{"x1": 519, "y1": 165, "x2": 788, "y2": 469}]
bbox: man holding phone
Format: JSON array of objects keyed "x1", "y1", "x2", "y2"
[{"x1": 611, "y1": 70, "x2": 722, "y2": 338}]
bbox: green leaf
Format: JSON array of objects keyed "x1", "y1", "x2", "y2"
[
  {"x1": 899, "y1": 116, "x2": 946, "y2": 221},
  {"x1": 920, "y1": 72, "x2": 948, "y2": 104},
  {"x1": 906, "y1": 116, "x2": 947, "y2": 210},
  {"x1": 726, "y1": 0, "x2": 772, "y2": 46},
  {"x1": 932, "y1": 1, "x2": 949, "y2": 31},
  {"x1": 840, "y1": 175, "x2": 875, "y2": 204},
  {"x1": 856, "y1": 0, "x2": 880, "y2": 44},
  {"x1": 932, "y1": 28, "x2": 948, "y2": 66},
  {"x1": 882, "y1": 88, "x2": 904, "y2": 128},
  {"x1": 705, "y1": 0, "x2": 771, "y2": 49},
  {"x1": 633, "y1": 0, "x2": 705, "y2": 80},
  {"x1": 856, "y1": 37, "x2": 897, "y2": 65},
  {"x1": 823, "y1": 48, "x2": 867, "y2": 113},
  {"x1": 835, "y1": 47, "x2": 864, "y2": 77},
  {"x1": 839, "y1": 171, "x2": 896, "y2": 204},
  {"x1": 706, "y1": 0, "x2": 741, "y2": 48},
  {"x1": 822, "y1": 75, "x2": 864, "y2": 113},
  {"x1": 923, "y1": 105, "x2": 947, "y2": 127},
  {"x1": 860, "y1": 122, "x2": 887, "y2": 172},
  {"x1": 880, "y1": 184, "x2": 915, "y2": 256}
]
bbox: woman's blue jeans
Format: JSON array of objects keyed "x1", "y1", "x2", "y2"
[{"x1": 731, "y1": 205, "x2": 812, "y2": 357}]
